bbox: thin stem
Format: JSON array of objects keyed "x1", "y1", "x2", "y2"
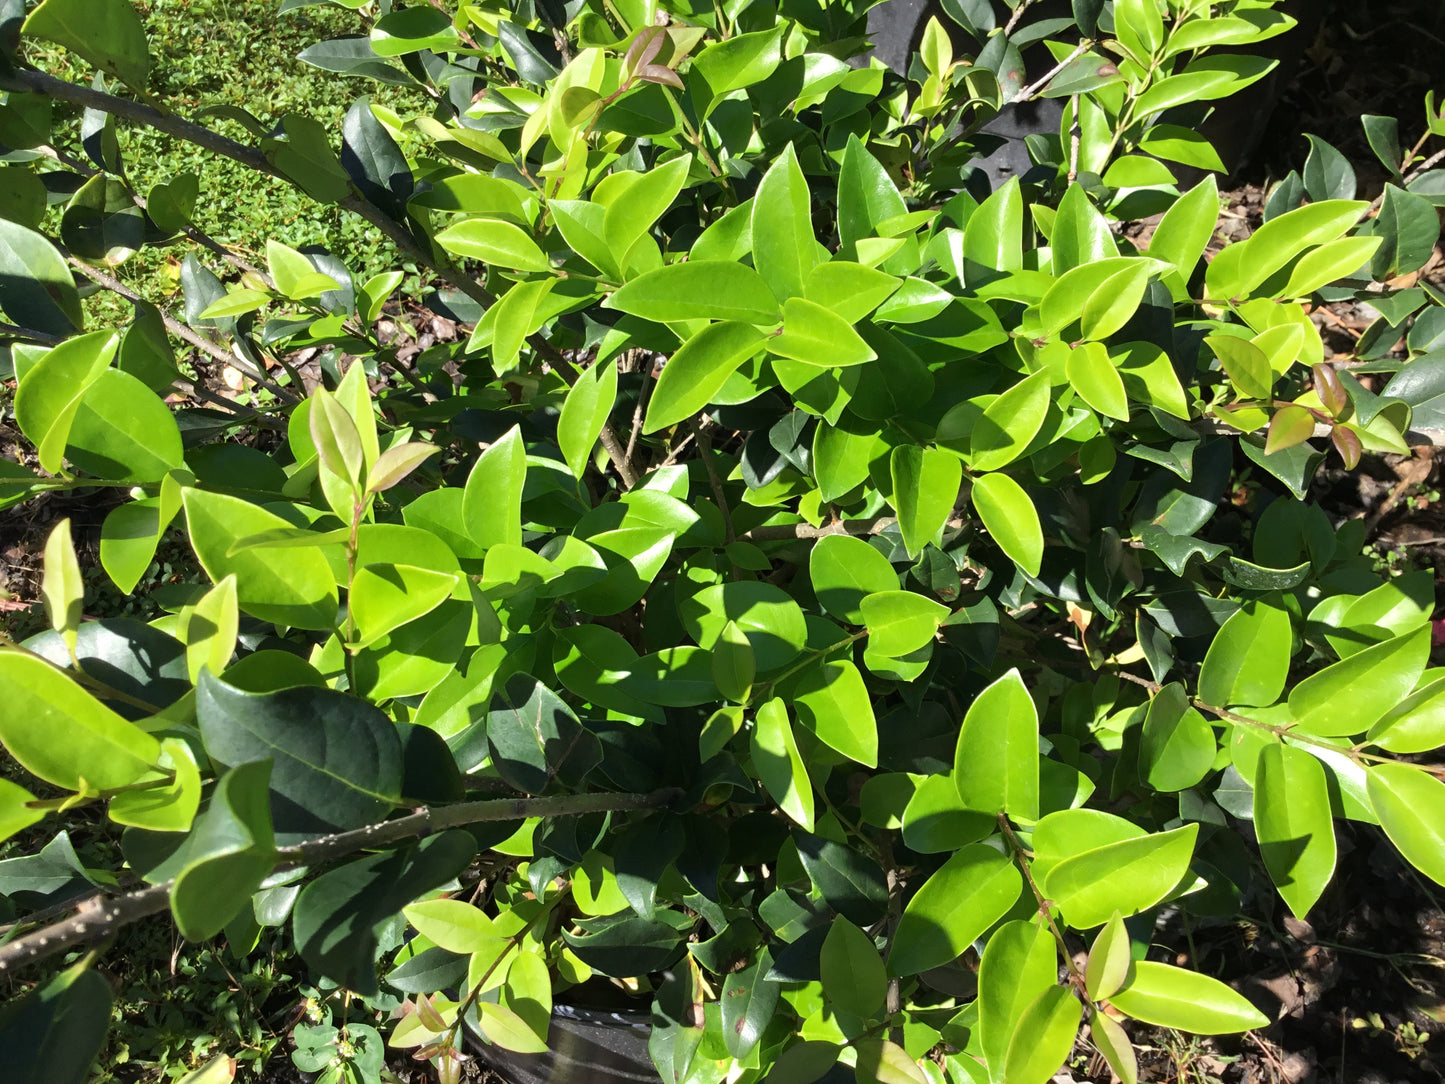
[
  {"x1": 688, "y1": 417, "x2": 735, "y2": 545},
  {"x1": 623, "y1": 354, "x2": 654, "y2": 470},
  {"x1": 0, "y1": 322, "x2": 65, "y2": 346},
  {"x1": 1370, "y1": 144, "x2": 1445, "y2": 211},
  {"x1": 1012, "y1": 39, "x2": 1093, "y2": 104},
  {"x1": 0, "y1": 632, "x2": 163, "y2": 714},
  {"x1": 998, "y1": 813, "x2": 1085, "y2": 987},
  {"x1": 741, "y1": 515, "x2": 966, "y2": 543},
  {"x1": 1003, "y1": 0, "x2": 1039, "y2": 36}
]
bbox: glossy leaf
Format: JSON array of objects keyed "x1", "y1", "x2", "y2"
[
  {"x1": 1288, "y1": 626, "x2": 1429, "y2": 737},
  {"x1": 861, "y1": 590, "x2": 948, "y2": 658},
  {"x1": 1198, "y1": 599, "x2": 1291, "y2": 707},
  {"x1": 644, "y1": 322, "x2": 766, "y2": 433},
  {"x1": 810, "y1": 534, "x2": 897, "y2": 625},
  {"x1": 1002, "y1": 986, "x2": 1081, "y2": 1084},
  {"x1": 889, "y1": 843, "x2": 1021, "y2": 976},
  {"x1": 463, "y1": 426, "x2": 526, "y2": 551},
  {"x1": 794, "y1": 659, "x2": 875, "y2": 766},
  {"x1": 1367, "y1": 763, "x2": 1445, "y2": 886},
  {"x1": 752, "y1": 143, "x2": 816, "y2": 302},
  {"x1": 750, "y1": 698, "x2": 813, "y2": 830},
  {"x1": 435, "y1": 218, "x2": 550, "y2": 271},
  {"x1": 971, "y1": 472, "x2": 1043, "y2": 576},
  {"x1": 606, "y1": 261, "x2": 780, "y2": 324},
  {"x1": 890, "y1": 445, "x2": 961, "y2": 558},
  {"x1": 23, "y1": 0, "x2": 150, "y2": 88},
  {"x1": 1254, "y1": 742, "x2": 1336, "y2": 917},
  {"x1": 1044, "y1": 824, "x2": 1198, "y2": 929},
  {"x1": 969, "y1": 370, "x2": 1050, "y2": 471},
  {"x1": 1109, "y1": 961, "x2": 1269, "y2": 1034},
  {"x1": 820, "y1": 918, "x2": 886, "y2": 1019},
  {"x1": 1086, "y1": 913, "x2": 1132, "y2": 1002},
  {"x1": 978, "y1": 919, "x2": 1056, "y2": 1072},
  {"x1": 954, "y1": 668, "x2": 1039, "y2": 820},
  {"x1": 0, "y1": 961, "x2": 114, "y2": 1084}
]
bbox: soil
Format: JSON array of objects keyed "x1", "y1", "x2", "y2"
[{"x1": 5, "y1": 3, "x2": 1445, "y2": 1083}]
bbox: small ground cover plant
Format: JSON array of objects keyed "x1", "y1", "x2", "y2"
[{"x1": 1, "y1": 1, "x2": 1445, "y2": 1083}]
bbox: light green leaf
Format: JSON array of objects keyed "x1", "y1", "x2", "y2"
[
  {"x1": 436, "y1": 217, "x2": 551, "y2": 272},
  {"x1": 1368, "y1": 676, "x2": 1445, "y2": 753},
  {"x1": 809, "y1": 534, "x2": 897, "y2": 624},
  {"x1": 954, "y1": 668, "x2": 1039, "y2": 820},
  {"x1": 602, "y1": 156, "x2": 691, "y2": 262},
  {"x1": 477, "y1": 1001, "x2": 548, "y2": 1054},
  {"x1": 751, "y1": 143, "x2": 817, "y2": 302},
  {"x1": 804, "y1": 261, "x2": 902, "y2": 323},
  {"x1": 963, "y1": 177, "x2": 1023, "y2": 273},
  {"x1": 463, "y1": 426, "x2": 526, "y2": 550},
  {"x1": 13, "y1": 329, "x2": 118, "y2": 474},
  {"x1": 969, "y1": 370, "x2": 1050, "y2": 471},
  {"x1": 643, "y1": 322, "x2": 766, "y2": 433},
  {"x1": 861, "y1": 590, "x2": 948, "y2": 658},
  {"x1": 108, "y1": 736, "x2": 201, "y2": 833},
  {"x1": 1254, "y1": 743, "x2": 1336, "y2": 917},
  {"x1": 794, "y1": 659, "x2": 876, "y2": 766},
  {"x1": 67, "y1": 370, "x2": 186, "y2": 482},
  {"x1": 1367, "y1": 762, "x2": 1445, "y2": 886},
  {"x1": 978, "y1": 920, "x2": 1056, "y2": 1073},
  {"x1": 1067, "y1": 341, "x2": 1129, "y2": 420},
  {"x1": 1051, "y1": 183, "x2": 1119, "y2": 274},
  {"x1": 1139, "y1": 683, "x2": 1215, "y2": 792},
  {"x1": 1085, "y1": 912, "x2": 1132, "y2": 1002},
  {"x1": 1109, "y1": 961, "x2": 1269, "y2": 1034},
  {"x1": 403, "y1": 898, "x2": 504, "y2": 955},
  {"x1": 1288, "y1": 626, "x2": 1429, "y2": 736},
  {"x1": 41, "y1": 519, "x2": 83, "y2": 653},
  {"x1": 889, "y1": 843, "x2": 1021, "y2": 976},
  {"x1": 0, "y1": 652, "x2": 160, "y2": 791},
  {"x1": 681, "y1": 581, "x2": 808, "y2": 672},
  {"x1": 771, "y1": 296, "x2": 876, "y2": 368},
  {"x1": 1002, "y1": 986, "x2": 1081, "y2": 1084},
  {"x1": 605, "y1": 261, "x2": 781, "y2": 324},
  {"x1": 559, "y1": 360, "x2": 619, "y2": 475},
  {"x1": 179, "y1": 574, "x2": 239, "y2": 684},
  {"x1": 711, "y1": 620, "x2": 755, "y2": 703},
  {"x1": 971, "y1": 472, "x2": 1043, "y2": 576},
  {"x1": 1149, "y1": 176, "x2": 1221, "y2": 299},
  {"x1": 890, "y1": 445, "x2": 961, "y2": 558},
  {"x1": 1279, "y1": 236, "x2": 1382, "y2": 299},
  {"x1": 351, "y1": 564, "x2": 459, "y2": 648},
  {"x1": 1044, "y1": 823, "x2": 1198, "y2": 929},
  {"x1": 1198, "y1": 598, "x2": 1291, "y2": 707},
  {"x1": 750, "y1": 698, "x2": 813, "y2": 830}
]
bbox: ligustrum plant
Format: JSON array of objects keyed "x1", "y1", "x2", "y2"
[{"x1": 2, "y1": 0, "x2": 1444, "y2": 1082}]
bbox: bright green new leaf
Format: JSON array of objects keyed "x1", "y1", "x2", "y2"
[
  {"x1": 969, "y1": 370, "x2": 1050, "y2": 471},
  {"x1": 1051, "y1": 183, "x2": 1119, "y2": 274},
  {"x1": 559, "y1": 361, "x2": 619, "y2": 476},
  {"x1": 1149, "y1": 176, "x2": 1220, "y2": 298},
  {"x1": 890, "y1": 445, "x2": 960, "y2": 558},
  {"x1": 1206, "y1": 334, "x2": 1273, "y2": 400},
  {"x1": 1044, "y1": 823, "x2": 1199, "y2": 929},
  {"x1": 794, "y1": 659, "x2": 876, "y2": 766},
  {"x1": 1255, "y1": 742, "x2": 1336, "y2": 917},
  {"x1": 23, "y1": 0, "x2": 151, "y2": 89},
  {"x1": 602, "y1": 156, "x2": 690, "y2": 260},
  {"x1": 1279, "y1": 236, "x2": 1381, "y2": 299},
  {"x1": 752, "y1": 143, "x2": 817, "y2": 302},
  {"x1": 108, "y1": 736, "x2": 201, "y2": 833},
  {"x1": 1198, "y1": 599, "x2": 1291, "y2": 707},
  {"x1": 804, "y1": 261, "x2": 902, "y2": 323},
  {"x1": 1205, "y1": 199, "x2": 1367, "y2": 300},
  {"x1": 711, "y1": 620, "x2": 755, "y2": 703},
  {"x1": 1288, "y1": 626, "x2": 1429, "y2": 736},
  {"x1": 1368, "y1": 676, "x2": 1445, "y2": 753},
  {"x1": 463, "y1": 426, "x2": 526, "y2": 551},
  {"x1": 1067, "y1": 341, "x2": 1129, "y2": 420},
  {"x1": 971, "y1": 472, "x2": 1043, "y2": 576},
  {"x1": 403, "y1": 898, "x2": 504, "y2": 956},
  {"x1": 771, "y1": 296, "x2": 876, "y2": 368},
  {"x1": 1139, "y1": 683, "x2": 1215, "y2": 792},
  {"x1": 963, "y1": 177, "x2": 1023, "y2": 273},
  {"x1": 1114, "y1": 341, "x2": 1190, "y2": 420},
  {"x1": 1109, "y1": 961, "x2": 1269, "y2": 1034},
  {"x1": 0, "y1": 219, "x2": 83, "y2": 338},
  {"x1": 644, "y1": 322, "x2": 766, "y2": 433},
  {"x1": 954, "y1": 668, "x2": 1039, "y2": 820},
  {"x1": 853, "y1": 1039, "x2": 928, "y2": 1084},
  {"x1": 13, "y1": 330, "x2": 118, "y2": 474},
  {"x1": 606, "y1": 261, "x2": 781, "y2": 324},
  {"x1": 750, "y1": 698, "x2": 813, "y2": 830},
  {"x1": 182, "y1": 488, "x2": 338, "y2": 630},
  {"x1": 861, "y1": 590, "x2": 948, "y2": 658},
  {"x1": 1002, "y1": 986, "x2": 1081, "y2": 1084},
  {"x1": 41, "y1": 519, "x2": 83, "y2": 654},
  {"x1": 978, "y1": 920, "x2": 1056, "y2": 1073},
  {"x1": 809, "y1": 534, "x2": 897, "y2": 624},
  {"x1": 351, "y1": 563, "x2": 459, "y2": 648},
  {"x1": 0, "y1": 777, "x2": 44, "y2": 844},
  {"x1": 1367, "y1": 762, "x2": 1445, "y2": 886},
  {"x1": 889, "y1": 843, "x2": 1021, "y2": 976},
  {"x1": 435, "y1": 217, "x2": 551, "y2": 271},
  {"x1": 477, "y1": 1001, "x2": 548, "y2": 1054},
  {"x1": 179, "y1": 574, "x2": 239, "y2": 684},
  {"x1": 67, "y1": 370, "x2": 185, "y2": 483},
  {"x1": 1090, "y1": 1010, "x2": 1138, "y2": 1084},
  {"x1": 0, "y1": 652, "x2": 160, "y2": 791},
  {"x1": 1086, "y1": 912, "x2": 1133, "y2": 1001},
  {"x1": 820, "y1": 918, "x2": 887, "y2": 1019}
]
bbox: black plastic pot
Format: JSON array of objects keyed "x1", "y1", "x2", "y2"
[{"x1": 466, "y1": 1004, "x2": 657, "y2": 1084}]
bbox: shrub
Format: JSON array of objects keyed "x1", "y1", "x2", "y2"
[{"x1": 1, "y1": 1, "x2": 1444, "y2": 1083}]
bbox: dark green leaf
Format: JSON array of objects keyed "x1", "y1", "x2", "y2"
[
  {"x1": 0, "y1": 962, "x2": 113, "y2": 1084},
  {"x1": 487, "y1": 673, "x2": 602, "y2": 793}
]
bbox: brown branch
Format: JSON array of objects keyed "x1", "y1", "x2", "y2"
[
  {"x1": 1369, "y1": 144, "x2": 1445, "y2": 212},
  {"x1": 741, "y1": 515, "x2": 967, "y2": 543},
  {"x1": 0, "y1": 322, "x2": 65, "y2": 346},
  {"x1": 0, "y1": 788, "x2": 679, "y2": 976},
  {"x1": 688, "y1": 417, "x2": 735, "y2": 544}
]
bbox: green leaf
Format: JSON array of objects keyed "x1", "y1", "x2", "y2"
[
  {"x1": 861, "y1": 590, "x2": 948, "y2": 658},
  {"x1": 487, "y1": 673, "x2": 602, "y2": 793},
  {"x1": 1148, "y1": 176, "x2": 1220, "y2": 297},
  {"x1": 196, "y1": 671, "x2": 402, "y2": 844},
  {"x1": 690, "y1": 24, "x2": 783, "y2": 109},
  {"x1": 1288, "y1": 626, "x2": 1429, "y2": 736},
  {"x1": 1051, "y1": 183, "x2": 1119, "y2": 274},
  {"x1": 751, "y1": 143, "x2": 816, "y2": 302},
  {"x1": 1089, "y1": 1010, "x2": 1139, "y2": 1084},
  {"x1": 1044, "y1": 823, "x2": 1198, "y2": 929},
  {"x1": 820, "y1": 918, "x2": 886, "y2": 1019},
  {"x1": 813, "y1": 419, "x2": 881, "y2": 503},
  {"x1": 0, "y1": 651, "x2": 160, "y2": 791},
  {"x1": 0, "y1": 777, "x2": 44, "y2": 845},
  {"x1": 1109, "y1": 961, "x2": 1269, "y2": 1034},
  {"x1": 151, "y1": 760, "x2": 276, "y2": 940},
  {"x1": 804, "y1": 261, "x2": 902, "y2": 323},
  {"x1": 463, "y1": 425, "x2": 526, "y2": 550},
  {"x1": 853, "y1": 1039, "x2": 929, "y2": 1084},
  {"x1": 178, "y1": 574, "x2": 238, "y2": 684},
  {"x1": 1067, "y1": 341, "x2": 1130, "y2": 420},
  {"x1": 963, "y1": 176, "x2": 1023, "y2": 274},
  {"x1": 810, "y1": 535, "x2": 896, "y2": 624},
  {"x1": 23, "y1": 0, "x2": 151, "y2": 88},
  {"x1": 681, "y1": 581, "x2": 808, "y2": 672},
  {"x1": 1254, "y1": 742, "x2": 1336, "y2": 917},
  {"x1": 794, "y1": 659, "x2": 876, "y2": 766},
  {"x1": 1003, "y1": 986, "x2": 1081, "y2": 1084},
  {"x1": 605, "y1": 261, "x2": 781, "y2": 324},
  {"x1": 477, "y1": 1000, "x2": 548, "y2": 1054},
  {"x1": 711, "y1": 620, "x2": 755, "y2": 703},
  {"x1": 351, "y1": 563, "x2": 458, "y2": 648},
  {"x1": 67, "y1": 369, "x2": 185, "y2": 482},
  {"x1": 603, "y1": 156, "x2": 691, "y2": 263},
  {"x1": 1139, "y1": 683, "x2": 1214, "y2": 792},
  {"x1": 643, "y1": 322, "x2": 766, "y2": 433},
  {"x1": 41, "y1": 519, "x2": 82, "y2": 652},
  {"x1": 771, "y1": 296, "x2": 876, "y2": 368},
  {"x1": 0, "y1": 961, "x2": 114, "y2": 1084},
  {"x1": 1085, "y1": 913, "x2": 1132, "y2": 1001},
  {"x1": 954, "y1": 668, "x2": 1039, "y2": 820},
  {"x1": 1366, "y1": 762, "x2": 1445, "y2": 886},
  {"x1": 1206, "y1": 199, "x2": 1367, "y2": 300},
  {"x1": 750, "y1": 698, "x2": 813, "y2": 830},
  {"x1": 436, "y1": 218, "x2": 550, "y2": 272},
  {"x1": 403, "y1": 898, "x2": 504, "y2": 955},
  {"x1": 977, "y1": 920, "x2": 1057, "y2": 1071},
  {"x1": 793, "y1": 830, "x2": 889, "y2": 925},
  {"x1": 1198, "y1": 598, "x2": 1291, "y2": 707},
  {"x1": 1371, "y1": 184, "x2": 1440, "y2": 279},
  {"x1": 559, "y1": 360, "x2": 619, "y2": 475},
  {"x1": 13, "y1": 329, "x2": 117, "y2": 473},
  {"x1": 889, "y1": 843, "x2": 1021, "y2": 976},
  {"x1": 108, "y1": 736, "x2": 200, "y2": 833},
  {"x1": 838, "y1": 134, "x2": 908, "y2": 263},
  {"x1": 181, "y1": 488, "x2": 338, "y2": 630},
  {"x1": 971, "y1": 472, "x2": 1043, "y2": 576},
  {"x1": 890, "y1": 445, "x2": 961, "y2": 558},
  {"x1": 1279, "y1": 236, "x2": 1381, "y2": 299},
  {"x1": 969, "y1": 370, "x2": 1050, "y2": 471},
  {"x1": 61, "y1": 174, "x2": 144, "y2": 265},
  {"x1": 1368, "y1": 676, "x2": 1445, "y2": 753},
  {"x1": 293, "y1": 831, "x2": 476, "y2": 995}
]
